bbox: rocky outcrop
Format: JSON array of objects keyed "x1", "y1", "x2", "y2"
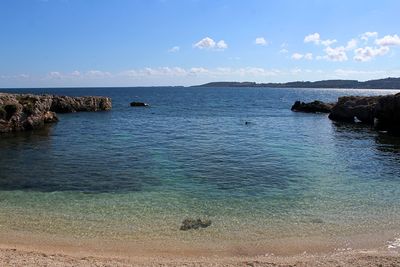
[
  {"x1": 291, "y1": 100, "x2": 334, "y2": 113},
  {"x1": 292, "y1": 93, "x2": 400, "y2": 135},
  {"x1": 328, "y1": 96, "x2": 379, "y2": 123},
  {"x1": 374, "y1": 93, "x2": 400, "y2": 134},
  {"x1": 180, "y1": 218, "x2": 212, "y2": 231},
  {"x1": 51, "y1": 96, "x2": 112, "y2": 113},
  {"x1": 0, "y1": 93, "x2": 112, "y2": 133},
  {"x1": 327, "y1": 93, "x2": 400, "y2": 135},
  {"x1": 130, "y1": 101, "x2": 149, "y2": 107}
]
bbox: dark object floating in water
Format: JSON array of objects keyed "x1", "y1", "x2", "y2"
[
  {"x1": 130, "y1": 102, "x2": 149, "y2": 107},
  {"x1": 245, "y1": 121, "x2": 251, "y2": 125},
  {"x1": 180, "y1": 218, "x2": 212, "y2": 231},
  {"x1": 291, "y1": 100, "x2": 334, "y2": 113}
]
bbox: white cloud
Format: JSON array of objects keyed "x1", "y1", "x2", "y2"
[
  {"x1": 304, "y1": 32, "x2": 336, "y2": 46},
  {"x1": 86, "y1": 70, "x2": 112, "y2": 77},
  {"x1": 353, "y1": 46, "x2": 390, "y2": 62},
  {"x1": 291, "y1": 68, "x2": 302, "y2": 74},
  {"x1": 48, "y1": 71, "x2": 62, "y2": 79},
  {"x1": 216, "y1": 40, "x2": 228, "y2": 49},
  {"x1": 323, "y1": 46, "x2": 348, "y2": 61},
  {"x1": 255, "y1": 37, "x2": 268, "y2": 46},
  {"x1": 305, "y1": 31, "x2": 398, "y2": 62},
  {"x1": 141, "y1": 67, "x2": 187, "y2": 76},
  {"x1": 168, "y1": 46, "x2": 180, "y2": 53},
  {"x1": 291, "y1": 53, "x2": 303, "y2": 60},
  {"x1": 304, "y1": 33, "x2": 320, "y2": 44},
  {"x1": 291, "y1": 52, "x2": 312, "y2": 60},
  {"x1": 321, "y1": 39, "x2": 337, "y2": 46},
  {"x1": 346, "y1": 39, "x2": 358, "y2": 50},
  {"x1": 194, "y1": 37, "x2": 227, "y2": 50},
  {"x1": 334, "y1": 69, "x2": 385, "y2": 77},
  {"x1": 119, "y1": 67, "x2": 280, "y2": 78},
  {"x1": 375, "y1": 34, "x2": 400, "y2": 46},
  {"x1": 235, "y1": 67, "x2": 279, "y2": 76},
  {"x1": 71, "y1": 71, "x2": 81, "y2": 77},
  {"x1": 279, "y1": 48, "x2": 289, "y2": 54},
  {"x1": 304, "y1": 53, "x2": 313, "y2": 60},
  {"x1": 194, "y1": 37, "x2": 215, "y2": 49},
  {"x1": 361, "y1": 32, "x2": 378, "y2": 41},
  {"x1": 189, "y1": 67, "x2": 209, "y2": 74}
]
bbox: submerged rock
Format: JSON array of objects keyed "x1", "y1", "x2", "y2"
[
  {"x1": 0, "y1": 93, "x2": 112, "y2": 133},
  {"x1": 291, "y1": 100, "x2": 334, "y2": 113},
  {"x1": 310, "y1": 218, "x2": 324, "y2": 224},
  {"x1": 130, "y1": 101, "x2": 149, "y2": 107},
  {"x1": 180, "y1": 218, "x2": 212, "y2": 231}
]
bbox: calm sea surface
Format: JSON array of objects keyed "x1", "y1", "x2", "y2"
[{"x1": 1, "y1": 87, "x2": 400, "y2": 251}]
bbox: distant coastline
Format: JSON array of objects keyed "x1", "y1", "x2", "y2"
[{"x1": 193, "y1": 77, "x2": 400, "y2": 89}]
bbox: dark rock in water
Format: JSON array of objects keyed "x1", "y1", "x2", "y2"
[
  {"x1": 0, "y1": 93, "x2": 112, "y2": 133},
  {"x1": 291, "y1": 100, "x2": 334, "y2": 113},
  {"x1": 327, "y1": 93, "x2": 400, "y2": 135},
  {"x1": 374, "y1": 93, "x2": 400, "y2": 135},
  {"x1": 328, "y1": 95, "x2": 379, "y2": 123},
  {"x1": 130, "y1": 102, "x2": 149, "y2": 107},
  {"x1": 180, "y1": 218, "x2": 212, "y2": 231}
]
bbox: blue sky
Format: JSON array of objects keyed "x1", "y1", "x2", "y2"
[{"x1": 1, "y1": 0, "x2": 400, "y2": 87}]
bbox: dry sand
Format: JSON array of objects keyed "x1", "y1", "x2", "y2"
[
  {"x1": 0, "y1": 229, "x2": 399, "y2": 266},
  {"x1": 0, "y1": 246, "x2": 399, "y2": 267}
]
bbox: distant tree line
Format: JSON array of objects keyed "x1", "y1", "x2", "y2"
[{"x1": 194, "y1": 77, "x2": 400, "y2": 89}]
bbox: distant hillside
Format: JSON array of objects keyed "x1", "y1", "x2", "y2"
[{"x1": 194, "y1": 77, "x2": 400, "y2": 89}]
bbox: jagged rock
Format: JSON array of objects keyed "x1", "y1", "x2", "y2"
[
  {"x1": 291, "y1": 100, "x2": 334, "y2": 113},
  {"x1": 51, "y1": 95, "x2": 112, "y2": 113},
  {"x1": 328, "y1": 96, "x2": 379, "y2": 123},
  {"x1": 0, "y1": 93, "x2": 112, "y2": 133},
  {"x1": 180, "y1": 218, "x2": 212, "y2": 231},
  {"x1": 130, "y1": 102, "x2": 149, "y2": 107}
]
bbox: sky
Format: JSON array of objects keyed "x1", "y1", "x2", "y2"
[{"x1": 1, "y1": 0, "x2": 400, "y2": 87}]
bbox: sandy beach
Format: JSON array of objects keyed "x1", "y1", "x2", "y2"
[
  {"x1": 0, "y1": 229, "x2": 399, "y2": 266},
  {"x1": 0, "y1": 245, "x2": 399, "y2": 266}
]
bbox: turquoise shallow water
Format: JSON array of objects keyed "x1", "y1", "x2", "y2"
[{"x1": 0, "y1": 87, "x2": 400, "y2": 248}]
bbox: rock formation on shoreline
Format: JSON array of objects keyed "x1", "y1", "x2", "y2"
[
  {"x1": 0, "y1": 93, "x2": 112, "y2": 133},
  {"x1": 328, "y1": 96, "x2": 378, "y2": 123},
  {"x1": 374, "y1": 93, "x2": 400, "y2": 134},
  {"x1": 293, "y1": 92, "x2": 400, "y2": 135},
  {"x1": 291, "y1": 100, "x2": 334, "y2": 113}
]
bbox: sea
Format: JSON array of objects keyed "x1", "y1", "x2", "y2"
[{"x1": 0, "y1": 86, "x2": 400, "y2": 254}]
